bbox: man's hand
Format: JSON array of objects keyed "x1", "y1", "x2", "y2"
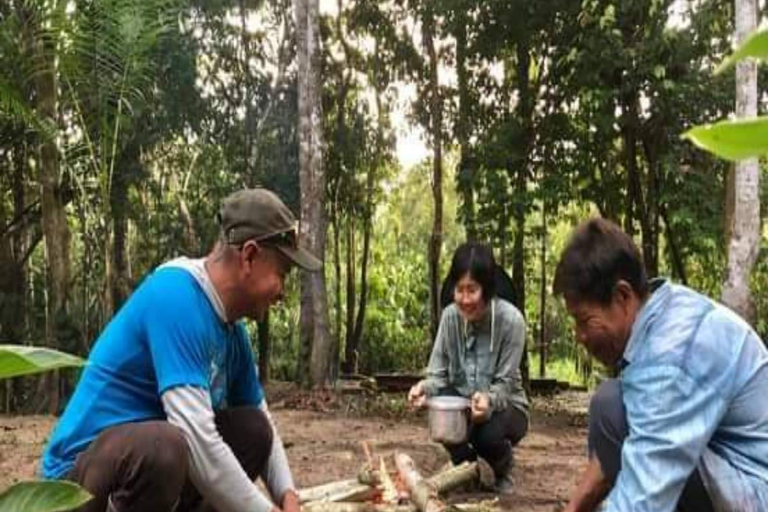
[
  {"x1": 407, "y1": 381, "x2": 427, "y2": 409},
  {"x1": 561, "y1": 456, "x2": 611, "y2": 512},
  {"x1": 281, "y1": 489, "x2": 301, "y2": 512},
  {"x1": 470, "y1": 392, "x2": 491, "y2": 424}
]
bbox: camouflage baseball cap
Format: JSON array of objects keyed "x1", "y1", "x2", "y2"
[{"x1": 218, "y1": 188, "x2": 322, "y2": 271}]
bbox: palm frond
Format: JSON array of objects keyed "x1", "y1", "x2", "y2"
[{"x1": 0, "y1": 79, "x2": 57, "y2": 141}]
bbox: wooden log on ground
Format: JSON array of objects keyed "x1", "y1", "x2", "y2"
[
  {"x1": 425, "y1": 462, "x2": 478, "y2": 495},
  {"x1": 299, "y1": 479, "x2": 377, "y2": 504},
  {"x1": 304, "y1": 503, "x2": 415, "y2": 512},
  {"x1": 304, "y1": 502, "x2": 494, "y2": 512},
  {"x1": 394, "y1": 453, "x2": 446, "y2": 512},
  {"x1": 302, "y1": 458, "x2": 478, "y2": 507}
]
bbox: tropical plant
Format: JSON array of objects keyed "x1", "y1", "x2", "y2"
[
  {"x1": 0, "y1": 345, "x2": 91, "y2": 512},
  {"x1": 683, "y1": 27, "x2": 768, "y2": 160}
]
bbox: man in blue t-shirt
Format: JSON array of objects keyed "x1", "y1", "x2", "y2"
[{"x1": 42, "y1": 188, "x2": 322, "y2": 512}]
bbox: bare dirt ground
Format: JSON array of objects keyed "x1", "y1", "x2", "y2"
[{"x1": 0, "y1": 385, "x2": 589, "y2": 512}]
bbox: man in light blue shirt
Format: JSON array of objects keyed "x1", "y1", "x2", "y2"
[{"x1": 555, "y1": 218, "x2": 768, "y2": 512}]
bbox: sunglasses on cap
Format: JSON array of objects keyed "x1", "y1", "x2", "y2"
[{"x1": 229, "y1": 227, "x2": 298, "y2": 249}]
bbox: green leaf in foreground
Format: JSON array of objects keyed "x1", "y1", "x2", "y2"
[
  {"x1": 681, "y1": 117, "x2": 768, "y2": 161},
  {"x1": 0, "y1": 345, "x2": 85, "y2": 380},
  {"x1": 0, "y1": 481, "x2": 92, "y2": 512},
  {"x1": 716, "y1": 28, "x2": 768, "y2": 74}
]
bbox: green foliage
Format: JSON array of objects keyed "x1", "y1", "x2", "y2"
[
  {"x1": 716, "y1": 28, "x2": 768, "y2": 74},
  {"x1": 684, "y1": 27, "x2": 768, "y2": 161},
  {"x1": 0, "y1": 345, "x2": 85, "y2": 379},
  {"x1": 0, "y1": 0, "x2": 764, "y2": 400},
  {"x1": 683, "y1": 118, "x2": 768, "y2": 161},
  {"x1": 0, "y1": 348, "x2": 90, "y2": 511},
  {"x1": 0, "y1": 481, "x2": 92, "y2": 512}
]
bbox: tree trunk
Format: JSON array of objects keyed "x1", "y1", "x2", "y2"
[
  {"x1": 343, "y1": 222, "x2": 356, "y2": 374},
  {"x1": 0, "y1": 141, "x2": 29, "y2": 350},
  {"x1": 640, "y1": 134, "x2": 661, "y2": 278},
  {"x1": 295, "y1": 0, "x2": 332, "y2": 387},
  {"x1": 331, "y1": 196, "x2": 343, "y2": 375},
  {"x1": 33, "y1": 7, "x2": 70, "y2": 413},
  {"x1": 538, "y1": 204, "x2": 546, "y2": 379},
  {"x1": 423, "y1": 4, "x2": 443, "y2": 344},
  {"x1": 513, "y1": 29, "x2": 533, "y2": 391},
  {"x1": 660, "y1": 204, "x2": 687, "y2": 286},
  {"x1": 621, "y1": 92, "x2": 646, "y2": 241},
  {"x1": 351, "y1": 161, "x2": 374, "y2": 362},
  {"x1": 454, "y1": 11, "x2": 476, "y2": 240},
  {"x1": 110, "y1": 167, "x2": 131, "y2": 313},
  {"x1": 722, "y1": 0, "x2": 760, "y2": 325}
]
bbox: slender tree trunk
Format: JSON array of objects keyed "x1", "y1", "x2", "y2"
[
  {"x1": 351, "y1": 162, "x2": 374, "y2": 358},
  {"x1": 660, "y1": 204, "x2": 688, "y2": 286},
  {"x1": 343, "y1": 222, "x2": 356, "y2": 374},
  {"x1": 423, "y1": 4, "x2": 443, "y2": 344},
  {"x1": 331, "y1": 197, "x2": 343, "y2": 375},
  {"x1": 621, "y1": 93, "x2": 644, "y2": 239},
  {"x1": 513, "y1": 29, "x2": 533, "y2": 391},
  {"x1": 722, "y1": 0, "x2": 760, "y2": 324},
  {"x1": 0, "y1": 142, "x2": 28, "y2": 350},
  {"x1": 454, "y1": 11, "x2": 476, "y2": 240},
  {"x1": 110, "y1": 169, "x2": 131, "y2": 313},
  {"x1": 33, "y1": 7, "x2": 70, "y2": 413},
  {"x1": 538, "y1": 204, "x2": 546, "y2": 379},
  {"x1": 641, "y1": 135, "x2": 660, "y2": 277},
  {"x1": 295, "y1": 0, "x2": 332, "y2": 387},
  {"x1": 331, "y1": 3, "x2": 352, "y2": 375}
]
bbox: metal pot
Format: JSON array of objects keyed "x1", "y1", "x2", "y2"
[{"x1": 427, "y1": 396, "x2": 470, "y2": 445}]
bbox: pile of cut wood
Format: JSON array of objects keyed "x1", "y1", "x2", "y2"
[{"x1": 298, "y1": 443, "x2": 494, "y2": 512}]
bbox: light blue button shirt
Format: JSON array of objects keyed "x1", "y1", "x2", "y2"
[{"x1": 606, "y1": 280, "x2": 768, "y2": 512}]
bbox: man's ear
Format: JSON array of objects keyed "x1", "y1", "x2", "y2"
[
  {"x1": 240, "y1": 240, "x2": 261, "y2": 267},
  {"x1": 614, "y1": 280, "x2": 635, "y2": 311}
]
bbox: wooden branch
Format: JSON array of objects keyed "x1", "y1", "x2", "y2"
[
  {"x1": 394, "y1": 453, "x2": 445, "y2": 512},
  {"x1": 426, "y1": 462, "x2": 478, "y2": 495},
  {"x1": 357, "y1": 442, "x2": 380, "y2": 485},
  {"x1": 304, "y1": 503, "x2": 415, "y2": 512},
  {"x1": 304, "y1": 458, "x2": 478, "y2": 510},
  {"x1": 379, "y1": 455, "x2": 400, "y2": 503},
  {"x1": 304, "y1": 502, "x2": 492, "y2": 512},
  {"x1": 298, "y1": 479, "x2": 377, "y2": 504}
]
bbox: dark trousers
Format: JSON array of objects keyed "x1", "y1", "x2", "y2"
[
  {"x1": 67, "y1": 406, "x2": 273, "y2": 512},
  {"x1": 589, "y1": 379, "x2": 714, "y2": 512},
  {"x1": 443, "y1": 406, "x2": 528, "y2": 478}
]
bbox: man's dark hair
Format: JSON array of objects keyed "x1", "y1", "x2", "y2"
[
  {"x1": 446, "y1": 242, "x2": 497, "y2": 303},
  {"x1": 553, "y1": 218, "x2": 648, "y2": 305}
]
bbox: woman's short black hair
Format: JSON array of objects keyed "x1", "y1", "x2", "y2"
[
  {"x1": 446, "y1": 242, "x2": 497, "y2": 303},
  {"x1": 553, "y1": 218, "x2": 648, "y2": 305}
]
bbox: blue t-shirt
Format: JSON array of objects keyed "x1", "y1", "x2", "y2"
[{"x1": 42, "y1": 267, "x2": 264, "y2": 479}]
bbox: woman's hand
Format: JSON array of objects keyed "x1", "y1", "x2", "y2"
[
  {"x1": 407, "y1": 381, "x2": 427, "y2": 409},
  {"x1": 470, "y1": 392, "x2": 491, "y2": 424}
]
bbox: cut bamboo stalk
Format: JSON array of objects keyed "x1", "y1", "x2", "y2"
[
  {"x1": 298, "y1": 479, "x2": 377, "y2": 504},
  {"x1": 304, "y1": 503, "x2": 415, "y2": 512},
  {"x1": 426, "y1": 462, "x2": 478, "y2": 495},
  {"x1": 304, "y1": 502, "x2": 493, "y2": 512},
  {"x1": 379, "y1": 455, "x2": 400, "y2": 503},
  {"x1": 394, "y1": 453, "x2": 446, "y2": 512}
]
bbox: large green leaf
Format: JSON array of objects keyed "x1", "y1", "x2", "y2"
[
  {"x1": 0, "y1": 481, "x2": 92, "y2": 512},
  {"x1": 716, "y1": 28, "x2": 768, "y2": 74},
  {"x1": 0, "y1": 345, "x2": 85, "y2": 380},
  {"x1": 682, "y1": 117, "x2": 768, "y2": 161}
]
